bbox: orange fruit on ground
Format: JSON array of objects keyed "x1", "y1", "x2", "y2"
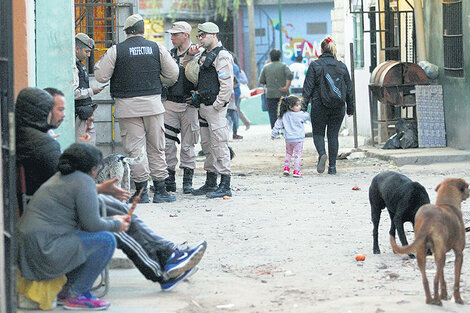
[{"x1": 355, "y1": 254, "x2": 366, "y2": 261}]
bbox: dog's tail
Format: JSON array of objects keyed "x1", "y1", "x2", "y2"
[
  {"x1": 122, "y1": 146, "x2": 145, "y2": 165},
  {"x1": 389, "y1": 232, "x2": 427, "y2": 255}
]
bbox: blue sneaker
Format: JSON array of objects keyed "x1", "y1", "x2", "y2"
[
  {"x1": 164, "y1": 241, "x2": 206, "y2": 278},
  {"x1": 161, "y1": 267, "x2": 198, "y2": 292}
]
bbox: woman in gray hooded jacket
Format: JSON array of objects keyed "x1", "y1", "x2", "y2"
[{"x1": 17, "y1": 143, "x2": 130, "y2": 310}]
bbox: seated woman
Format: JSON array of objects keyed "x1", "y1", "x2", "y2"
[{"x1": 17, "y1": 143, "x2": 130, "y2": 310}]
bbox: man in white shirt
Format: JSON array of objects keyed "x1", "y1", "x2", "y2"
[{"x1": 289, "y1": 54, "x2": 307, "y2": 95}]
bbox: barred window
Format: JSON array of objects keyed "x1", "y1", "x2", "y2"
[
  {"x1": 353, "y1": 13, "x2": 364, "y2": 69},
  {"x1": 255, "y1": 28, "x2": 266, "y2": 37},
  {"x1": 443, "y1": 0, "x2": 463, "y2": 77},
  {"x1": 307, "y1": 23, "x2": 327, "y2": 35}
]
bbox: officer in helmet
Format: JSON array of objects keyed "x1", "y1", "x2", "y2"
[
  {"x1": 74, "y1": 33, "x2": 105, "y2": 145},
  {"x1": 184, "y1": 22, "x2": 234, "y2": 198}
]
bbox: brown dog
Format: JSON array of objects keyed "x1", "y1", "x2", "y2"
[{"x1": 390, "y1": 178, "x2": 469, "y2": 305}]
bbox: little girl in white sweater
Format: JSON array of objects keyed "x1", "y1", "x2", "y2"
[{"x1": 271, "y1": 96, "x2": 310, "y2": 177}]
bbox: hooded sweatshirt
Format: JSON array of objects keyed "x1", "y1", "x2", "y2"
[
  {"x1": 271, "y1": 111, "x2": 310, "y2": 142},
  {"x1": 16, "y1": 87, "x2": 62, "y2": 195}
]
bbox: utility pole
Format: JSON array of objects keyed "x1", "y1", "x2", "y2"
[
  {"x1": 247, "y1": 0, "x2": 258, "y2": 88},
  {"x1": 278, "y1": 0, "x2": 283, "y2": 59}
]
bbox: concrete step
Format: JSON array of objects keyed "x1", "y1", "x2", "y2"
[{"x1": 363, "y1": 146, "x2": 470, "y2": 166}]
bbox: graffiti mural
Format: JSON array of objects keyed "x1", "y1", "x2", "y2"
[{"x1": 271, "y1": 19, "x2": 322, "y2": 64}]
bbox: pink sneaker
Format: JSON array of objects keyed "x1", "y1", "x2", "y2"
[
  {"x1": 293, "y1": 170, "x2": 303, "y2": 178},
  {"x1": 283, "y1": 166, "x2": 290, "y2": 176},
  {"x1": 64, "y1": 292, "x2": 110, "y2": 310}
]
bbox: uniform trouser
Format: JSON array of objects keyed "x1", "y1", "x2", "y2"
[
  {"x1": 198, "y1": 104, "x2": 231, "y2": 175},
  {"x1": 164, "y1": 106, "x2": 200, "y2": 171},
  {"x1": 75, "y1": 116, "x2": 96, "y2": 145},
  {"x1": 119, "y1": 114, "x2": 168, "y2": 183}
]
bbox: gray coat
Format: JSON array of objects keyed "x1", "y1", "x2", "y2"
[{"x1": 17, "y1": 171, "x2": 121, "y2": 281}]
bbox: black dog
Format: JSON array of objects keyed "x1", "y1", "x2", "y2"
[{"x1": 369, "y1": 171, "x2": 430, "y2": 255}]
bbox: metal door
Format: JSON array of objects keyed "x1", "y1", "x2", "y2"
[{"x1": 0, "y1": 0, "x2": 16, "y2": 311}]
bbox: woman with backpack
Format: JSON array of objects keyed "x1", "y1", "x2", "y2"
[{"x1": 302, "y1": 36, "x2": 354, "y2": 175}]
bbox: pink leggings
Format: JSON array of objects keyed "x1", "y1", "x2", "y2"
[{"x1": 284, "y1": 141, "x2": 303, "y2": 171}]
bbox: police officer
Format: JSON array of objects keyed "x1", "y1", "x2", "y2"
[
  {"x1": 94, "y1": 14, "x2": 179, "y2": 203},
  {"x1": 163, "y1": 21, "x2": 199, "y2": 194},
  {"x1": 185, "y1": 22, "x2": 234, "y2": 198},
  {"x1": 74, "y1": 33, "x2": 105, "y2": 145}
]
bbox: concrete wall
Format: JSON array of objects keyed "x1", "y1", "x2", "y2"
[
  {"x1": 424, "y1": 1, "x2": 470, "y2": 149},
  {"x1": 90, "y1": 77, "x2": 125, "y2": 156},
  {"x1": 13, "y1": 0, "x2": 35, "y2": 94},
  {"x1": 35, "y1": 0, "x2": 76, "y2": 149},
  {"x1": 332, "y1": 1, "x2": 373, "y2": 138}
]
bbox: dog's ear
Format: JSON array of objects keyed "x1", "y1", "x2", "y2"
[
  {"x1": 435, "y1": 182, "x2": 442, "y2": 192},
  {"x1": 456, "y1": 179, "x2": 469, "y2": 200}
]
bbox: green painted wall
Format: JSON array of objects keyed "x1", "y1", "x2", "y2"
[
  {"x1": 35, "y1": 0, "x2": 75, "y2": 149},
  {"x1": 240, "y1": 95, "x2": 270, "y2": 125},
  {"x1": 424, "y1": 1, "x2": 470, "y2": 149}
]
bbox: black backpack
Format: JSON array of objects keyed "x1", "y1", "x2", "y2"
[{"x1": 316, "y1": 59, "x2": 347, "y2": 108}]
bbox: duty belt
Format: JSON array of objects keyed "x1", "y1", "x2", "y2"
[{"x1": 166, "y1": 95, "x2": 188, "y2": 103}]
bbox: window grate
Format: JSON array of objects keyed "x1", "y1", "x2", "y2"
[
  {"x1": 75, "y1": 0, "x2": 132, "y2": 74},
  {"x1": 405, "y1": 13, "x2": 414, "y2": 63},
  {"x1": 255, "y1": 28, "x2": 266, "y2": 37},
  {"x1": 353, "y1": 13, "x2": 364, "y2": 68},
  {"x1": 443, "y1": 0, "x2": 463, "y2": 77},
  {"x1": 306, "y1": 22, "x2": 327, "y2": 35}
]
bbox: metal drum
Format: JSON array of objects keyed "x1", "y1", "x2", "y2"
[{"x1": 369, "y1": 61, "x2": 429, "y2": 106}]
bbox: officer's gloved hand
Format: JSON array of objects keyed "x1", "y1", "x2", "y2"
[{"x1": 186, "y1": 93, "x2": 200, "y2": 108}]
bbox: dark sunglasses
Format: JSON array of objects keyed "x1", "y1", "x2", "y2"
[{"x1": 197, "y1": 32, "x2": 208, "y2": 39}]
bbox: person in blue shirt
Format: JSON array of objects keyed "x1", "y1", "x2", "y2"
[
  {"x1": 227, "y1": 55, "x2": 246, "y2": 140},
  {"x1": 271, "y1": 95, "x2": 310, "y2": 178}
]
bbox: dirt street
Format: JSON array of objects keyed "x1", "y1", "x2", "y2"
[{"x1": 111, "y1": 125, "x2": 470, "y2": 313}]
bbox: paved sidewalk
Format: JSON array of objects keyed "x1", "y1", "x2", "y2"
[{"x1": 16, "y1": 125, "x2": 470, "y2": 312}]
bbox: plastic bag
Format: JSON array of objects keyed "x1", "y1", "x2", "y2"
[
  {"x1": 240, "y1": 84, "x2": 250, "y2": 99},
  {"x1": 382, "y1": 119, "x2": 418, "y2": 149},
  {"x1": 383, "y1": 133, "x2": 401, "y2": 149},
  {"x1": 396, "y1": 119, "x2": 418, "y2": 149}
]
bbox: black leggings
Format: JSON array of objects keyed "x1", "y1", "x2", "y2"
[{"x1": 310, "y1": 103, "x2": 345, "y2": 167}]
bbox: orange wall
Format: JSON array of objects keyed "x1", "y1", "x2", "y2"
[{"x1": 13, "y1": 0, "x2": 29, "y2": 96}]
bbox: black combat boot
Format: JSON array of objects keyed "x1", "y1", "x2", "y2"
[
  {"x1": 129, "y1": 181, "x2": 150, "y2": 204},
  {"x1": 182, "y1": 168, "x2": 194, "y2": 194},
  {"x1": 165, "y1": 169, "x2": 176, "y2": 192},
  {"x1": 207, "y1": 174, "x2": 232, "y2": 198},
  {"x1": 153, "y1": 180, "x2": 176, "y2": 203},
  {"x1": 191, "y1": 171, "x2": 218, "y2": 196}
]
